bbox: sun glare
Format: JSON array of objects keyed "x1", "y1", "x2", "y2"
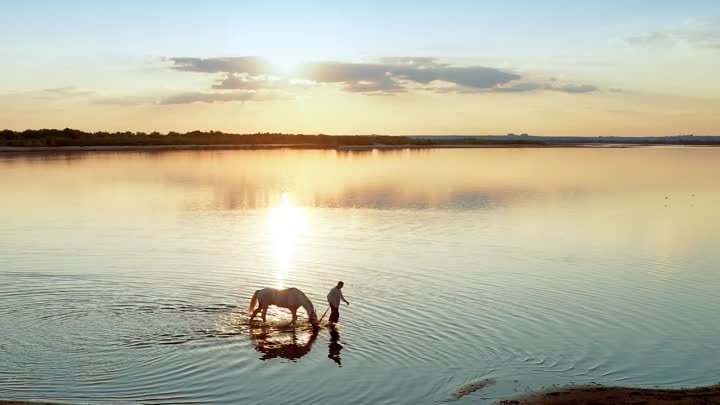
[
  {"x1": 267, "y1": 192, "x2": 307, "y2": 288},
  {"x1": 268, "y1": 55, "x2": 303, "y2": 75}
]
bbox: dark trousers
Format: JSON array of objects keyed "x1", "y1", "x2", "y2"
[{"x1": 329, "y1": 305, "x2": 340, "y2": 323}]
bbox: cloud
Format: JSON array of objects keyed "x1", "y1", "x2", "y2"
[
  {"x1": 432, "y1": 80, "x2": 598, "y2": 95},
  {"x1": 547, "y1": 84, "x2": 598, "y2": 93},
  {"x1": 296, "y1": 59, "x2": 522, "y2": 94},
  {"x1": 681, "y1": 28, "x2": 720, "y2": 50},
  {"x1": 90, "y1": 91, "x2": 291, "y2": 106},
  {"x1": 211, "y1": 73, "x2": 298, "y2": 90},
  {"x1": 625, "y1": 21, "x2": 720, "y2": 50},
  {"x1": 298, "y1": 62, "x2": 395, "y2": 89},
  {"x1": 342, "y1": 77, "x2": 405, "y2": 93},
  {"x1": 167, "y1": 56, "x2": 529, "y2": 94},
  {"x1": 43, "y1": 86, "x2": 96, "y2": 97},
  {"x1": 92, "y1": 95, "x2": 156, "y2": 106},
  {"x1": 296, "y1": 62, "x2": 403, "y2": 94},
  {"x1": 168, "y1": 57, "x2": 274, "y2": 75},
  {"x1": 625, "y1": 32, "x2": 670, "y2": 46},
  {"x1": 404, "y1": 66, "x2": 521, "y2": 88},
  {"x1": 158, "y1": 90, "x2": 291, "y2": 105},
  {"x1": 0, "y1": 86, "x2": 98, "y2": 104},
  {"x1": 493, "y1": 82, "x2": 545, "y2": 93},
  {"x1": 164, "y1": 56, "x2": 602, "y2": 97},
  {"x1": 378, "y1": 57, "x2": 445, "y2": 68}
]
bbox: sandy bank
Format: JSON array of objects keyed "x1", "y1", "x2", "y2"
[{"x1": 498, "y1": 384, "x2": 720, "y2": 405}]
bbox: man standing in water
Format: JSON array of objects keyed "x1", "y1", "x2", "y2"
[{"x1": 327, "y1": 281, "x2": 349, "y2": 326}]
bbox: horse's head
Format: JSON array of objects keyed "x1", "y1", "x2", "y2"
[{"x1": 309, "y1": 310, "x2": 319, "y2": 328}]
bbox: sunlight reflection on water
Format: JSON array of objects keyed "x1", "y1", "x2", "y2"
[{"x1": 268, "y1": 192, "x2": 308, "y2": 288}]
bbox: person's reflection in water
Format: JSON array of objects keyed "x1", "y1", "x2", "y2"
[
  {"x1": 249, "y1": 322, "x2": 318, "y2": 361},
  {"x1": 328, "y1": 328, "x2": 343, "y2": 366}
]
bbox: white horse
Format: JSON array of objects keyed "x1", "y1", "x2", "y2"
[{"x1": 248, "y1": 287, "x2": 319, "y2": 327}]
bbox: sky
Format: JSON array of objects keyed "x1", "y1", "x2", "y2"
[{"x1": 1, "y1": 0, "x2": 718, "y2": 136}]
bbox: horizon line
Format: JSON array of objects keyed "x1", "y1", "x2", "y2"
[{"x1": 3, "y1": 128, "x2": 720, "y2": 138}]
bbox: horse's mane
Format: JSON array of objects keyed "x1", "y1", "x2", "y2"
[{"x1": 287, "y1": 287, "x2": 314, "y2": 311}]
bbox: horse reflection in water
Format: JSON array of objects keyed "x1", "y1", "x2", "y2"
[{"x1": 249, "y1": 321, "x2": 318, "y2": 361}]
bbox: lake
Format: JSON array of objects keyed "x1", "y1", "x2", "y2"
[{"x1": 1, "y1": 147, "x2": 719, "y2": 404}]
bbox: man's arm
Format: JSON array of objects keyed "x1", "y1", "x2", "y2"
[{"x1": 339, "y1": 290, "x2": 349, "y2": 305}]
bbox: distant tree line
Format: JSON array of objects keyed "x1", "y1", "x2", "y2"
[
  {"x1": 0, "y1": 129, "x2": 403, "y2": 147},
  {"x1": 0, "y1": 129, "x2": 541, "y2": 147},
  {"x1": 3, "y1": 129, "x2": 718, "y2": 148}
]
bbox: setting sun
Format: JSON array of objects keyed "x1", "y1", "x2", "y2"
[{"x1": 267, "y1": 55, "x2": 303, "y2": 75}]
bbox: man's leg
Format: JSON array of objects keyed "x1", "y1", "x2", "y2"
[{"x1": 329, "y1": 306, "x2": 339, "y2": 323}]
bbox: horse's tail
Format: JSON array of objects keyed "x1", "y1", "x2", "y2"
[{"x1": 248, "y1": 290, "x2": 259, "y2": 315}]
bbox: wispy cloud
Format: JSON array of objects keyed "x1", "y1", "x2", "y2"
[
  {"x1": 492, "y1": 82, "x2": 544, "y2": 93},
  {"x1": 43, "y1": 86, "x2": 96, "y2": 97},
  {"x1": 547, "y1": 84, "x2": 598, "y2": 93},
  {"x1": 158, "y1": 90, "x2": 292, "y2": 105},
  {"x1": 90, "y1": 90, "x2": 291, "y2": 106},
  {"x1": 0, "y1": 86, "x2": 96, "y2": 101},
  {"x1": 92, "y1": 95, "x2": 156, "y2": 106},
  {"x1": 625, "y1": 20, "x2": 720, "y2": 50},
  {"x1": 625, "y1": 32, "x2": 672, "y2": 46}
]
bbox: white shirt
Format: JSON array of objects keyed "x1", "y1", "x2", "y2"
[{"x1": 327, "y1": 287, "x2": 348, "y2": 308}]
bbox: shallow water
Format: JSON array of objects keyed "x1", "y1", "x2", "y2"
[{"x1": 1, "y1": 147, "x2": 719, "y2": 404}]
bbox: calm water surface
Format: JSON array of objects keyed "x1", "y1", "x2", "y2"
[{"x1": 1, "y1": 148, "x2": 719, "y2": 404}]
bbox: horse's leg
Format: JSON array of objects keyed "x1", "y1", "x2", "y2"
[
  {"x1": 291, "y1": 308, "x2": 297, "y2": 324},
  {"x1": 261, "y1": 306, "x2": 268, "y2": 322},
  {"x1": 250, "y1": 307, "x2": 262, "y2": 322}
]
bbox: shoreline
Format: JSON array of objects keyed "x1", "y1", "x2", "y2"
[
  {"x1": 0, "y1": 143, "x2": 570, "y2": 154},
  {"x1": 499, "y1": 383, "x2": 720, "y2": 405},
  {"x1": 5, "y1": 384, "x2": 720, "y2": 405},
  {"x1": 0, "y1": 402, "x2": 61, "y2": 405},
  {"x1": 0, "y1": 143, "x2": 708, "y2": 154},
  {"x1": 0, "y1": 144, "x2": 325, "y2": 153}
]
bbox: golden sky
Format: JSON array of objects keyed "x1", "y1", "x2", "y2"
[{"x1": 1, "y1": 1, "x2": 718, "y2": 135}]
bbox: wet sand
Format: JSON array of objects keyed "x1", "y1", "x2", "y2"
[
  {"x1": 448, "y1": 378, "x2": 496, "y2": 401},
  {"x1": 498, "y1": 384, "x2": 720, "y2": 405}
]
